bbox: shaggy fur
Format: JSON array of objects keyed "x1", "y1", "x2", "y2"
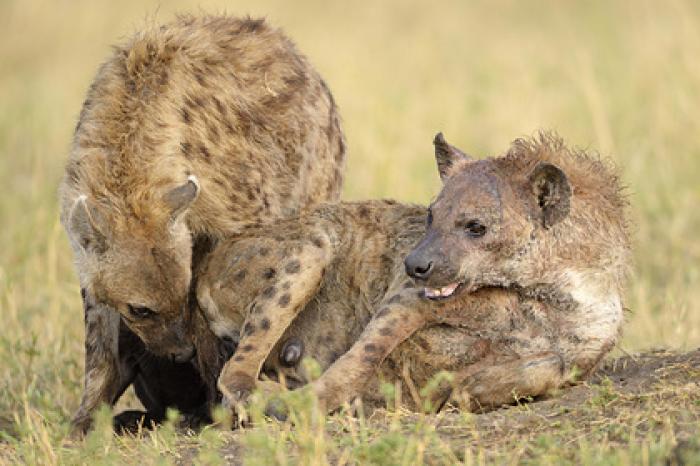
[
  {"x1": 192, "y1": 133, "x2": 630, "y2": 414},
  {"x1": 59, "y1": 15, "x2": 345, "y2": 433}
]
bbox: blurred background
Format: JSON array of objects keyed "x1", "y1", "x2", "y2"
[{"x1": 0, "y1": 0, "x2": 698, "y2": 433}]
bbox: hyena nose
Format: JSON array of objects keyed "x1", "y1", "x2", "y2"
[
  {"x1": 404, "y1": 255, "x2": 434, "y2": 280},
  {"x1": 171, "y1": 345, "x2": 196, "y2": 363}
]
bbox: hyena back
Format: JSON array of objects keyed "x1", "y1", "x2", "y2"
[{"x1": 59, "y1": 15, "x2": 345, "y2": 433}]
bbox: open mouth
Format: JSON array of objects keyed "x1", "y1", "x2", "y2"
[{"x1": 423, "y1": 282, "x2": 464, "y2": 300}]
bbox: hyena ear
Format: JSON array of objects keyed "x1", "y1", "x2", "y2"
[
  {"x1": 69, "y1": 196, "x2": 108, "y2": 253},
  {"x1": 433, "y1": 132, "x2": 471, "y2": 181},
  {"x1": 527, "y1": 162, "x2": 571, "y2": 229},
  {"x1": 163, "y1": 175, "x2": 200, "y2": 222}
]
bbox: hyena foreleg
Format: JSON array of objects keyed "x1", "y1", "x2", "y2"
[
  {"x1": 71, "y1": 290, "x2": 128, "y2": 435},
  {"x1": 311, "y1": 288, "x2": 427, "y2": 412},
  {"x1": 217, "y1": 242, "x2": 331, "y2": 413},
  {"x1": 444, "y1": 352, "x2": 566, "y2": 411}
]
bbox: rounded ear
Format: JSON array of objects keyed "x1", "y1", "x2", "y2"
[
  {"x1": 163, "y1": 175, "x2": 200, "y2": 221},
  {"x1": 433, "y1": 132, "x2": 471, "y2": 181},
  {"x1": 527, "y1": 162, "x2": 571, "y2": 228},
  {"x1": 69, "y1": 196, "x2": 107, "y2": 253}
]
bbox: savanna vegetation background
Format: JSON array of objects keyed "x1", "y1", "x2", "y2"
[{"x1": 1, "y1": 0, "x2": 699, "y2": 464}]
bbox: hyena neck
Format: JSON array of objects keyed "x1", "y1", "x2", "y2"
[{"x1": 513, "y1": 268, "x2": 624, "y2": 342}]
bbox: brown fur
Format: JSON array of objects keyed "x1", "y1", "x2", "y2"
[
  {"x1": 193, "y1": 133, "x2": 630, "y2": 414},
  {"x1": 59, "y1": 15, "x2": 345, "y2": 433}
]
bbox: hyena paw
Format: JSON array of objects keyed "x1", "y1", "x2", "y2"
[
  {"x1": 69, "y1": 414, "x2": 93, "y2": 439},
  {"x1": 218, "y1": 372, "x2": 257, "y2": 422},
  {"x1": 221, "y1": 388, "x2": 252, "y2": 409}
]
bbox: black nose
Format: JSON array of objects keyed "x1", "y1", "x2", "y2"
[{"x1": 404, "y1": 255, "x2": 434, "y2": 280}]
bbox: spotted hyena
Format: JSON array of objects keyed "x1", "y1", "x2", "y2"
[
  {"x1": 192, "y1": 132, "x2": 630, "y2": 415},
  {"x1": 59, "y1": 15, "x2": 345, "y2": 433}
]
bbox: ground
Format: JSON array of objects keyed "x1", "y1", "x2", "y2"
[{"x1": 6, "y1": 349, "x2": 694, "y2": 465}]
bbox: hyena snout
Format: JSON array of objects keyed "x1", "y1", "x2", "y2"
[
  {"x1": 141, "y1": 319, "x2": 196, "y2": 363},
  {"x1": 170, "y1": 343, "x2": 196, "y2": 363},
  {"x1": 169, "y1": 321, "x2": 196, "y2": 363},
  {"x1": 404, "y1": 236, "x2": 456, "y2": 284}
]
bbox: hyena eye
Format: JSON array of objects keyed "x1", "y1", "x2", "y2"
[
  {"x1": 465, "y1": 220, "x2": 487, "y2": 238},
  {"x1": 128, "y1": 304, "x2": 155, "y2": 319}
]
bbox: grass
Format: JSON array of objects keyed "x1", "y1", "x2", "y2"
[{"x1": 0, "y1": 0, "x2": 699, "y2": 463}]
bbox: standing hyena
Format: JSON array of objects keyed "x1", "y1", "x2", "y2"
[
  {"x1": 59, "y1": 15, "x2": 345, "y2": 433},
  {"x1": 192, "y1": 132, "x2": 629, "y2": 414}
]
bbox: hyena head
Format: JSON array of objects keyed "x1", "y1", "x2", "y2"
[
  {"x1": 404, "y1": 133, "x2": 571, "y2": 300},
  {"x1": 67, "y1": 177, "x2": 201, "y2": 361}
]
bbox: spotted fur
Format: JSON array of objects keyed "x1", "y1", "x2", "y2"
[
  {"x1": 193, "y1": 133, "x2": 630, "y2": 415},
  {"x1": 60, "y1": 15, "x2": 345, "y2": 434}
]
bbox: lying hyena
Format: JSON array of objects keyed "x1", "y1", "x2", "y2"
[
  {"x1": 193, "y1": 133, "x2": 630, "y2": 414},
  {"x1": 59, "y1": 15, "x2": 345, "y2": 433}
]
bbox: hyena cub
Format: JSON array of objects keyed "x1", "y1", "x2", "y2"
[{"x1": 195, "y1": 133, "x2": 630, "y2": 413}]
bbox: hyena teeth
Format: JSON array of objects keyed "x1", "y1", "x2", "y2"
[{"x1": 424, "y1": 283, "x2": 459, "y2": 298}]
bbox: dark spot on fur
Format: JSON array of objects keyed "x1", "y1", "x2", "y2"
[
  {"x1": 376, "y1": 307, "x2": 391, "y2": 319},
  {"x1": 262, "y1": 286, "x2": 276, "y2": 299},
  {"x1": 388, "y1": 295, "x2": 402, "y2": 304},
  {"x1": 86, "y1": 319, "x2": 98, "y2": 337},
  {"x1": 241, "y1": 344, "x2": 254, "y2": 352},
  {"x1": 336, "y1": 137, "x2": 346, "y2": 162},
  {"x1": 357, "y1": 206, "x2": 370, "y2": 218},
  {"x1": 284, "y1": 260, "x2": 301, "y2": 274},
  {"x1": 333, "y1": 167, "x2": 342, "y2": 184},
  {"x1": 243, "y1": 322, "x2": 256, "y2": 336},
  {"x1": 199, "y1": 144, "x2": 210, "y2": 158},
  {"x1": 278, "y1": 293, "x2": 291, "y2": 307},
  {"x1": 234, "y1": 269, "x2": 247, "y2": 281},
  {"x1": 362, "y1": 355, "x2": 380, "y2": 364},
  {"x1": 234, "y1": 355, "x2": 245, "y2": 362},
  {"x1": 246, "y1": 188, "x2": 255, "y2": 201},
  {"x1": 224, "y1": 119, "x2": 235, "y2": 135},
  {"x1": 379, "y1": 327, "x2": 393, "y2": 336},
  {"x1": 208, "y1": 122, "x2": 220, "y2": 143},
  {"x1": 259, "y1": 247, "x2": 270, "y2": 256},
  {"x1": 282, "y1": 281, "x2": 291, "y2": 290},
  {"x1": 181, "y1": 107, "x2": 191, "y2": 124},
  {"x1": 263, "y1": 195, "x2": 270, "y2": 210},
  {"x1": 195, "y1": 71, "x2": 206, "y2": 86},
  {"x1": 260, "y1": 318, "x2": 270, "y2": 331},
  {"x1": 213, "y1": 96, "x2": 226, "y2": 115},
  {"x1": 364, "y1": 343, "x2": 377, "y2": 353},
  {"x1": 262, "y1": 268, "x2": 276, "y2": 280},
  {"x1": 180, "y1": 141, "x2": 192, "y2": 155},
  {"x1": 311, "y1": 235, "x2": 324, "y2": 248},
  {"x1": 403, "y1": 281, "x2": 414, "y2": 289}
]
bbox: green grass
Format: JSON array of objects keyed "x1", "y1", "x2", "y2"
[{"x1": 1, "y1": 0, "x2": 699, "y2": 463}]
